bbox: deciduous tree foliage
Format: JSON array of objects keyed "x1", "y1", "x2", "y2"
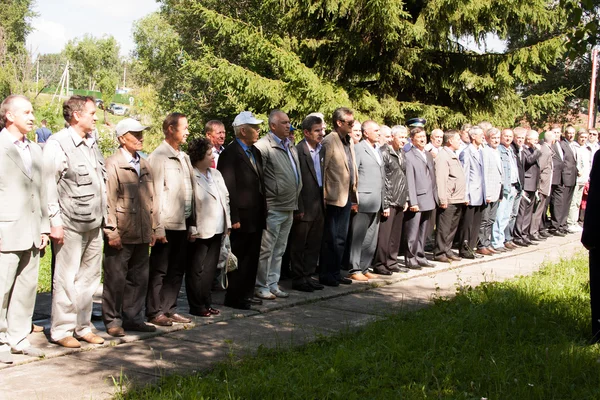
[{"x1": 135, "y1": 0, "x2": 582, "y2": 131}]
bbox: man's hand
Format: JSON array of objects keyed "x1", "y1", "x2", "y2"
[
  {"x1": 108, "y1": 236, "x2": 123, "y2": 250},
  {"x1": 439, "y1": 202, "x2": 448, "y2": 209},
  {"x1": 154, "y1": 235, "x2": 167, "y2": 244},
  {"x1": 50, "y1": 226, "x2": 64, "y2": 245},
  {"x1": 232, "y1": 222, "x2": 241, "y2": 230},
  {"x1": 403, "y1": 203, "x2": 409, "y2": 212},
  {"x1": 382, "y1": 208, "x2": 390, "y2": 218},
  {"x1": 409, "y1": 205, "x2": 419, "y2": 212},
  {"x1": 39, "y1": 234, "x2": 50, "y2": 250},
  {"x1": 187, "y1": 231, "x2": 196, "y2": 243},
  {"x1": 150, "y1": 234, "x2": 157, "y2": 247},
  {"x1": 294, "y1": 212, "x2": 304, "y2": 220},
  {"x1": 351, "y1": 203, "x2": 359, "y2": 213}
]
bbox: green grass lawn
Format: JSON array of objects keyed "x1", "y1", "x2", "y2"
[
  {"x1": 37, "y1": 246, "x2": 52, "y2": 293},
  {"x1": 120, "y1": 252, "x2": 600, "y2": 400}
]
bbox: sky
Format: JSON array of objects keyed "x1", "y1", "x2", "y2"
[{"x1": 26, "y1": 0, "x2": 161, "y2": 58}]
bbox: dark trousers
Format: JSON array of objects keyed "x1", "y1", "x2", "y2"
[
  {"x1": 320, "y1": 200, "x2": 352, "y2": 282},
  {"x1": 341, "y1": 213, "x2": 354, "y2": 270},
  {"x1": 185, "y1": 234, "x2": 222, "y2": 313},
  {"x1": 404, "y1": 209, "x2": 432, "y2": 266},
  {"x1": 290, "y1": 215, "x2": 324, "y2": 285},
  {"x1": 348, "y1": 211, "x2": 378, "y2": 274},
  {"x1": 146, "y1": 230, "x2": 188, "y2": 319},
  {"x1": 590, "y1": 249, "x2": 600, "y2": 342},
  {"x1": 550, "y1": 184, "x2": 575, "y2": 231},
  {"x1": 460, "y1": 204, "x2": 485, "y2": 251},
  {"x1": 514, "y1": 190, "x2": 536, "y2": 240},
  {"x1": 102, "y1": 242, "x2": 149, "y2": 328},
  {"x1": 505, "y1": 191, "x2": 521, "y2": 242},
  {"x1": 478, "y1": 201, "x2": 499, "y2": 249},
  {"x1": 435, "y1": 204, "x2": 463, "y2": 257},
  {"x1": 531, "y1": 192, "x2": 548, "y2": 235},
  {"x1": 226, "y1": 230, "x2": 263, "y2": 304},
  {"x1": 374, "y1": 206, "x2": 404, "y2": 269}
]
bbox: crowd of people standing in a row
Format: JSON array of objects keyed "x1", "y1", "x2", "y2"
[{"x1": 0, "y1": 93, "x2": 593, "y2": 363}]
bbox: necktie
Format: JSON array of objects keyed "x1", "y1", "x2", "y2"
[{"x1": 246, "y1": 148, "x2": 258, "y2": 172}]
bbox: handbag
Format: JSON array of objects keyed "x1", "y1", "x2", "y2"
[{"x1": 217, "y1": 235, "x2": 238, "y2": 289}]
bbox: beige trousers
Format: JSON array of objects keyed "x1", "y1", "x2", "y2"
[
  {"x1": 50, "y1": 227, "x2": 102, "y2": 341},
  {"x1": 0, "y1": 248, "x2": 39, "y2": 352}
]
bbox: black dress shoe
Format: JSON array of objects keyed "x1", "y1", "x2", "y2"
[
  {"x1": 512, "y1": 238, "x2": 529, "y2": 247},
  {"x1": 387, "y1": 264, "x2": 402, "y2": 273},
  {"x1": 319, "y1": 277, "x2": 340, "y2": 287},
  {"x1": 372, "y1": 267, "x2": 393, "y2": 275},
  {"x1": 529, "y1": 234, "x2": 544, "y2": 242},
  {"x1": 539, "y1": 231, "x2": 552, "y2": 238},
  {"x1": 459, "y1": 253, "x2": 475, "y2": 260},
  {"x1": 307, "y1": 279, "x2": 325, "y2": 290},
  {"x1": 551, "y1": 230, "x2": 566, "y2": 237},
  {"x1": 123, "y1": 323, "x2": 156, "y2": 332},
  {"x1": 244, "y1": 297, "x2": 263, "y2": 305},
  {"x1": 337, "y1": 277, "x2": 352, "y2": 285},
  {"x1": 418, "y1": 260, "x2": 435, "y2": 268},
  {"x1": 224, "y1": 300, "x2": 252, "y2": 310},
  {"x1": 406, "y1": 262, "x2": 422, "y2": 270},
  {"x1": 292, "y1": 282, "x2": 314, "y2": 292}
]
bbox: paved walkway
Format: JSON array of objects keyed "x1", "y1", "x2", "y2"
[{"x1": 0, "y1": 234, "x2": 585, "y2": 400}]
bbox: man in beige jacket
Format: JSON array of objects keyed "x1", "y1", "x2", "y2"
[{"x1": 102, "y1": 118, "x2": 162, "y2": 337}]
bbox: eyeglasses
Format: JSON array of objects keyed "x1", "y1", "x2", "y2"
[
  {"x1": 342, "y1": 120, "x2": 355, "y2": 126},
  {"x1": 590, "y1": 132, "x2": 598, "y2": 136}
]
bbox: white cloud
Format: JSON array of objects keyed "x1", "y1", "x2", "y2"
[{"x1": 26, "y1": 18, "x2": 67, "y2": 56}]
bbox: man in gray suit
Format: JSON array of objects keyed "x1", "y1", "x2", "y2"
[
  {"x1": 458, "y1": 126, "x2": 486, "y2": 259},
  {"x1": 530, "y1": 131, "x2": 555, "y2": 239},
  {"x1": 404, "y1": 127, "x2": 438, "y2": 269},
  {"x1": 254, "y1": 110, "x2": 302, "y2": 299},
  {"x1": 348, "y1": 120, "x2": 385, "y2": 280},
  {"x1": 477, "y1": 127, "x2": 503, "y2": 255},
  {"x1": 0, "y1": 95, "x2": 50, "y2": 363}
]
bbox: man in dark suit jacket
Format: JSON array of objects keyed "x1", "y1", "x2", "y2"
[
  {"x1": 348, "y1": 121, "x2": 385, "y2": 280},
  {"x1": 583, "y1": 151, "x2": 600, "y2": 342},
  {"x1": 217, "y1": 112, "x2": 266, "y2": 310},
  {"x1": 404, "y1": 127, "x2": 438, "y2": 269},
  {"x1": 550, "y1": 125, "x2": 577, "y2": 235},
  {"x1": 531, "y1": 131, "x2": 554, "y2": 239},
  {"x1": 513, "y1": 130, "x2": 542, "y2": 246},
  {"x1": 290, "y1": 116, "x2": 326, "y2": 292}
]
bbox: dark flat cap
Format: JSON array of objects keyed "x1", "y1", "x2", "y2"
[{"x1": 406, "y1": 118, "x2": 426, "y2": 127}]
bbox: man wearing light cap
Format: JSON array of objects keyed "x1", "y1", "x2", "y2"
[
  {"x1": 218, "y1": 111, "x2": 267, "y2": 310},
  {"x1": 102, "y1": 118, "x2": 161, "y2": 337}
]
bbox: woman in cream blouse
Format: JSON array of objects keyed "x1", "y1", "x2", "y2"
[{"x1": 186, "y1": 137, "x2": 231, "y2": 317}]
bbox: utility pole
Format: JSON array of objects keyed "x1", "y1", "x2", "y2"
[
  {"x1": 123, "y1": 65, "x2": 127, "y2": 88},
  {"x1": 589, "y1": 49, "x2": 598, "y2": 129}
]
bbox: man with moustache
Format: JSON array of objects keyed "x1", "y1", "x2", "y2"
[
  {"x1": 0, "y1": 95, "x2": 49, "y2": 362},
  {"x1": 290, "y1": 115, "x2": 326, "y2": 292},
  {"x1": 145, "y1": 113, "x2": 194, "y2": 326},
  {"x1": 477, "y1": 127, "x2": 503, "y2": 255},
  {"x1": 218, "y1": 112, "x2": 266, "y2": 310},
  {"x1": 404, "y1": 125, "x2": 438, "y2": 269},
  {"x1": 44, "y1": 96, "x2": 107, "y2": 348},
  {"x1": 348, "y1": 120, "x2": 384, "y2": 280},
  {"x1": 433, "y1": 130, "x2": 465, "y2": 263}
]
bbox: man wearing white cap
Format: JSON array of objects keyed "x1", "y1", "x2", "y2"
[
  {"x1": 217, "y1": 111, "x2": 267, "y2": 310},
  {"x1": 102, "y1": 118, "x2": 161, "y2": 337}
]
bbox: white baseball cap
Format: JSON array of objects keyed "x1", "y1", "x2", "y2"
[
  {"x1": 232, "y1": 111, "x2": 263, "y2": 127},
  {"x1": 115, "y1": 118, "x2": 148, "y2": 137}
]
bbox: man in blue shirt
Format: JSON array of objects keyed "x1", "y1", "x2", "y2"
[{"x1": 35, "y1": 119, "x2": 52, "y2": 147}]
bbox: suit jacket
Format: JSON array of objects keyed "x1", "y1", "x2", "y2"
[
  {"x1": 521, "y1": 145, "x2": 542, "y2": 192},
  {"x1": 559, "y1": 139, "x2": 577, "y2": 187},
  {"x1": 296, "y1": 139, "x2": 324, "y2": 221},
  {"x1": 583, "y1": 151, "x2": 600, "y2": 249},
  {"x1": 551, "y1": 141, "x2": 565, "y2": 186},
  {"x1": 538, "y1": 143, "x2": 554, "y2": 196},
  {"x1": 405, "y1": 145, "x2": 438, "y2": 211},
  {"x1": 0, "y1": 129, "x2": 49, "y2": 251},
  {"x1": 482, "y1": 145, "x2": 503, "y2": 203},
  {"x1": 254, "y1": 132, "x2": 302, "y2": 211},
  {"x1": 512, "y1": 142, "x2": 525, "y2": 187},
  {"x1": 321, "y1": 131, "x2": 358, "y2": 207},
  {"x1": 435, "y1": 146, "x2": 466, "y2": 205},
  {"x1": 354, "y1": 140, "x2": 384, "y2": 213},
  {"x1": 459, "y1": 144, "x2": 486, "y2": 206},
  {"x1": 217, "y1": 140, "x2": 266, "y2": 233}
]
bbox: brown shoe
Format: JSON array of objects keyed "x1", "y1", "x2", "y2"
[
  {"x1": 476, "y1": 248, "x2": 492, "y2": 256},
  {"x1": 31, "y1": 324, "x2": 44, "y2": 333},
  {"x1": 76, "y1": 333, "x2": 105, "y2": 344},
  {"x1": 149, "y1": 314, "x2": 173, "y2": 326},
  {"x1": 107, "y1": 327, "x2": 125, "y2": 337},
  {"x1": 54, "y1": 336, "x2": 81, "y2": 348},
  {"x1": 486, "y1": 247, "x2": 498, "y2": 254},
  {"x1": 363, "y1": 272, "x2": 380, "y2": 279},
  {"x1": 349, "y1": 273, "x2": 369, "y2": 281},
  {"x1": 504, "y1": 241, "x2": 518, "y2": 250},
  {"x1": 165, "y1": 313, "x2": 191, "y2": 324}
]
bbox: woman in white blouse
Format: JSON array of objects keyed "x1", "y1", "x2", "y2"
[{"x1": 185, "y1": 138, "x2": 231, "y2": 317}]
